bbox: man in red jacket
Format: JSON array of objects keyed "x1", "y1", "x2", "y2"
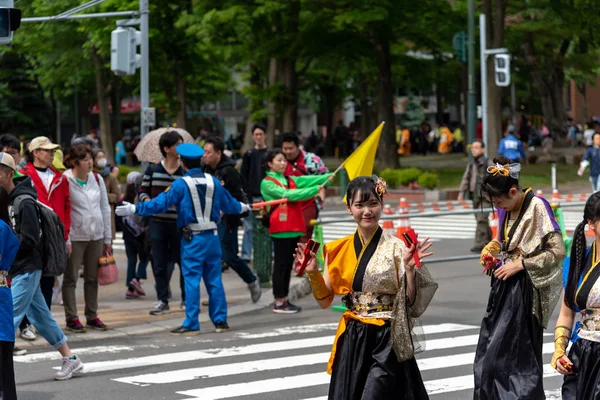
[{"x1": 20, "y1": 137, "x2": 71, "y2": 308}]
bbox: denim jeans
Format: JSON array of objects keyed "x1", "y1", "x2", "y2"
[
  {"x1": 591, "y1": 175, "x2": 600, "y2": 193},
  {"x1": 218, "y1": 221, "x2": 257, "y2": 284},
  {"x1": 241, "y1": 196, "x2": 262, "y2": 261},
  {"x1": 150, "y1": 220, "x2": 184, "y2": 304},
  {"x1": 123, "y1": 226, "x2": 149, "y2": 287},
  {"x1": 12, "y1": 269, "x2": 67, "y2": 350}
]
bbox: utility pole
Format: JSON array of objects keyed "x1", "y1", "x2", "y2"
[
  {"x1": 139, "y1": 0, "x2": 150, "y2": 137},
  {"x1": 467, "y1": 0, "x2": 476, "y2": 146}
]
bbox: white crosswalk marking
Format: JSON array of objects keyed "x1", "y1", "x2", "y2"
[
  {"x1": 112, "y1": 208, "x2": 583, "y2": 251},
  {"x1": 17, "y1": 322, "x2": 566, "y2": 399}
]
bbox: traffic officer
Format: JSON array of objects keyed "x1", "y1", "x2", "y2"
[{"x1": 116, "y1": 143, "x2": 251, "y2": 335}]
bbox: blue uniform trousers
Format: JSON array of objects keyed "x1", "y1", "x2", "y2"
[{"x1": 181, "y1": 232, "x2": 227, "y2": 330}]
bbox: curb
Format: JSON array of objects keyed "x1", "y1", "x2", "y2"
[{"x1": 15, "y1": 276, "x2": 312, "y2": 349}]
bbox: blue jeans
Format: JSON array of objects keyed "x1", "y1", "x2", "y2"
[
  {"x1": 218, "y1": 221, "x2": 257, "y2": 284},
  {"x1": 182, "y1": 232, "x2": 227, "y2": 330},
  {"x1": 124, "y1": 226, "x2": 149, "y2": 287},
  {"x1": 241, "y1": 196, "x2": 262, "y2": 261},
  {"x1": 591, "y1": 175, "x2": 600, "y2": 193},
  {"x1": 150, "y1": 220, "x2": 184, "y2": 304},
  {"x1": 12, "y1": 270, "x2": 67, "y2": 350}
]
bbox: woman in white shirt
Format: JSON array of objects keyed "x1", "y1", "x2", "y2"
[{"x1": 61, "y1": 144, "x2": 112, "y2": 333}]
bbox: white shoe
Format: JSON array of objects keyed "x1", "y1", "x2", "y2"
[
  {"x1": 20, "y1": 325, "x2": 37, "y2": 341},
  {"x1": 248, "y1": 279, "x2": 262, "y2": 303},
  {"x1": 55, "y1": 356, "x2": 84, "y2": 380}
]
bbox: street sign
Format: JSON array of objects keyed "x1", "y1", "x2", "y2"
[
  {"x1": 452, "y1": 31, "x2": 467, "y2": 63},
  {"x1": 142, "y1": 107, "x2": 155, "y2": 127}
]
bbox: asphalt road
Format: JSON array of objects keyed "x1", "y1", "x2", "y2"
[{"x1": 14, "y1": 238, "x2": 566, "y2": 400}]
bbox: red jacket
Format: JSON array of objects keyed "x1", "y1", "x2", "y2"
[
  {"x1": 20, "y1": 163, "x2": 71, "y2": 241},
  {"x1": 265, "y1": 176, "x2": 305, "y2": 236}
]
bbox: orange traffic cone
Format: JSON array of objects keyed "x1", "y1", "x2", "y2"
[
  {"x1": 395, "y1": 198, "x2": 411, "y2": 238},
  {"x1": 551, "y1": 189, "x2": 561, "y2": 207},
  {"x1": 381, "y1": 204, "x2": 395, "y2": 234},
  {"x1": 536, "y1": 189, "x2": 543, "y2": 199},
  {"x1": 489, "y1": 212, "x2": 499, "y2": 239}
]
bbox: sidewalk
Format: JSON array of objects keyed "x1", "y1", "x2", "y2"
[{"x1": 15, "y1": 252, "x2": 312, "y2": 349}]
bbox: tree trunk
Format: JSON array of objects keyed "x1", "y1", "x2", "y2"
[
  {"x1": 281, "y1": 57, "x2": 298, "y2": 134},
  {"x1": 242, "y1": 62, "x2": 263, "y2": 154},
  {"x1": 92, "y1": 49, "x2": 114, "y2": 164},
  {"x1": 374, "y1": 35, "x2": 398, "y2": 169},
  {"x1": 110, "y1": 78, "x2": 121, "y2": 150},
  {"x1": 266, "y1": 57, "x2": 279, "y2": 148},
  {"x1": 175, "y1": 75, "x2": 187, "y2": 130}
]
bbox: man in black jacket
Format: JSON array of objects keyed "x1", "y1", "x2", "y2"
[
  {"x1": 203, "y1": 137, "x2": 261, "y2": 303},
  {"x1": 0, "y1": 153, "x2": 83, "y2": 380}
]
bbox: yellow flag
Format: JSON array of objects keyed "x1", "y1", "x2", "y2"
[
  {"x1": 341, "y1": 122, "x2": 384, "y2": 202},
  {"x1": 343, "y1": 122, "x2": 384, "y2": 180}
]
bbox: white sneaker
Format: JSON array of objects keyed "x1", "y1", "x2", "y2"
[
  {"x1": 248, "y1": 279, "x2": 262, "y2": 303},
  {"x1": 13, "y1": 346, "x2": 27, "y2": 356},
  {"x1": 20, "y1": 325, "x2": 37, "y2": 341},
  {"x1": 54, "y1": 356, "x2": 84, "y2": 381}
]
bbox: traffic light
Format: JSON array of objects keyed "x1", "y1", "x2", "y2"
[
  {"x1": 494, "y1": 54, "x2": 511, "y2": 87},
  {"x1": 0, "y1": 0, "x2": 22, "y2": 45},
  {"x1": 111, "y1": 26, "x2": 141, "y2": 76}
]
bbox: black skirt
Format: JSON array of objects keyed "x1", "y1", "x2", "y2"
[
  {"x1": 0, "y1": 341, "x2": 17, "y2": 400},
  {"x1": 562, "y1": 338, "x2": 600, "y2": 400},
  {"x1": 473, "y1": 270, "x2": 544, "y2": 400},
  {"x1": 328, "y1": 318, "x2": 429, "y2": 400}
]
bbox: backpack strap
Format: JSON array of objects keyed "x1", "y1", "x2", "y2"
[{"x1": 10, "y1": 194, "x2": 40, "y2": 235}]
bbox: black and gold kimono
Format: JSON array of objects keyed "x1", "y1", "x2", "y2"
[
  {"x1": 473, "y1": 189, "x2": 565, "y2": 400},
  {"x1": 324, "y1": 226, "x2": 438, "y2": 400}
]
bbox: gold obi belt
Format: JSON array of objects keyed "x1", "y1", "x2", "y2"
[
  {"x1": 343, "y1": 291, "x2": 394, "y2": 317},
  {"x1": 578, "y1": 309, "x2": 600, "y2": 343},
  {"x1": 0, "y1": 271, "x2": 7, "y2": 287}
]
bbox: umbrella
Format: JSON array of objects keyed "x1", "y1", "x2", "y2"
[{"x1": 133, "y1": 127, "x2": 195, "y2": 164}]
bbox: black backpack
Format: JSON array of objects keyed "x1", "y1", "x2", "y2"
[{"x1": 10, "y1": 195, "x2": 68, "y2": 276}]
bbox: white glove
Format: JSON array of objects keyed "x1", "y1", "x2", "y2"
[
  {"x1": 115, "y1": 201, "x2": 136, "y2": 217},
  {"x1": 240, "y1": 203, "x2": 252, "y2": 214}
]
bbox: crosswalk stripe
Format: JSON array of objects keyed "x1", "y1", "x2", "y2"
[
  {"x1": 176, "y1": 372, "x2": 331, "y2": 400},
  {"x1": 113, "y1": 352, "x2": 331, "y2": 386},
  {"x1": 14, "y1": 345, "x2": 159, "y2": 363}
]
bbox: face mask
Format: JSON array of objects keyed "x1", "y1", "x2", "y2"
[{"x1": 97, "y1": 159, "x2": 107, "y2": 168}]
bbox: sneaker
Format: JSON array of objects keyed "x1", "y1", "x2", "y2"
[
  {"x1": 129, "y1": 278, "x2": 146, "y2": 296},
  {"x1": 248, "y1": 279, "x2": 262, "y2": 303},
  {"x1": 20, "y1": 325, "x2": 37, "y2": 341},
  {"x1": 13, "y1": 346, "x2": 27, "y2": 356},
  {"x1": 86, "y1": 317, "x2": 108, "y2": 331},
  {"x1": 180, "y1": 300, "x2": 186, "y2": 310},
  {"x1": 125, "y1": 290, "x2": 139, "y2": 299},
  {"x1": 65, "y1": 318, "x2": 87, "y2": 333},
  {"x1": 170, "y1": 325, "x2": 200, "y2": 336},
  {"x1": 215, "y1": 322, "x2": 230, "y2": 333},
  {"x1": 54, "y1": 356, "x2": 84, "y2": 381},
  {"x1": 273, "y1": 300, "x2": 302, "y2": 314},
  {"x1": 149, "y1": 301, "x2": 170, "y2": 316}
]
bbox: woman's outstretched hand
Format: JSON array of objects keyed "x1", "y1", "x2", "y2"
[
  {"x1": 403, "y1": 236, "x2": 433, "y2": 270},
  {"x1": 294, "y1": 242, "x2": 318, "y2": 272}
]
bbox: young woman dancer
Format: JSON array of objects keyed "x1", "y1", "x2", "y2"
[
  {"x1": 474, "y1": 156, "x2": 565, "y2": 399},
  {"x1": 297, "y1": 176, "x2": 437, "y2": 399}
]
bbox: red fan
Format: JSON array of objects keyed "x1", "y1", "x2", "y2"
[
  {"x1": 297, "y1": 239, "x2": 321, "y2": 276},
  {"x1": 400, "y1": 229, "x2": 422, "y2": 268},
  {"x1": 482, "y1": 253, "x2": 500, "y2": 276}
]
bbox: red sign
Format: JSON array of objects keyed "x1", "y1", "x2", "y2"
[{"x1": 90, "y1": 100, "x2": 141, "y2": 114}]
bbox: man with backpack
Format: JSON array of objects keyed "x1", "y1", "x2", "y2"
[{"x1": 0, "y1": 152, "x2": 83, "y2": 381}]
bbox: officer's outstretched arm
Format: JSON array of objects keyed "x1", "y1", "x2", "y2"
[{"x1": 136, "y1": 182, "x2": 184, "y2": 217}]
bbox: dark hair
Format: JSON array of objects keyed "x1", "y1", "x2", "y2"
[
  {"x1": 64, "y1": 144, "x2": 93, "y2": 169},
  {"x1": 281, "y1": 132, "x2": 299, "y2": 147},
  {"x1": 205, "y1": 136, "x2": 225, "y2": 153},
  {"x1": 93, "y1": 149, "x2": 105, "y2": 159},
  {"x1": 481, "y1": 155, "x2": 519, "y2": 198},
  {"x1": 159, "y1": 131, "x2": 183, "y2": 157},
  {"x1": 0, "y1": 186, "x2": 9, "y2": 225},
  {"x1": 124, "y1": 183, "x2": 136, "y2": 204},
  {"x1": 565, "y1": 192, "x2": 600, "y2": 309},
  {"x1": 265, "y1": 148, "x2": 285, "y2": 170},
  {"x1": 0, "y1": 134, "x2": 20, "y2": 153},
  {"x1": 252, "y1": 124, "x2": 266, "y2": 134},
  {"x1": 180, "y1": 157, "x2": 202, "y2": 170},
  {"x1": 346, "y1": 176, "x2": 383, "y2": 205},
  {"x1": 472, "y1": 139, "x2": 485, "y2": 148}
]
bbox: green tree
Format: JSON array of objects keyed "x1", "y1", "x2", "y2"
[{"x1": 401, "y1": 94, "x2": 425, "y2": 130}]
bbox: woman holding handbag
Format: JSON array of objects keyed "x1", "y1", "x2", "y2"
[
  {"x1": 260, "y1": 149, "x2": 333, "y2": 314},
  {"x1": 62, "y1": 144, "x2": 112, "y2": 333}
]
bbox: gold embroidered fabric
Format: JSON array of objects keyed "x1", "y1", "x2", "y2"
[
  {"x1": 503, "y1": 197, "x2": 565, "y2": 328},
  {"x1": 346, "y1": 292, "x2": 394, "y2": 317}
]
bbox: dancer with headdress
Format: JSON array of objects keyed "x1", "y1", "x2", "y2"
[
  {"x1": 474, "y1": 155, "x2": 565, "y2": 399},
  {"x1": 296, "y1": 176, "x2": 438, "y2": 399},
  {"x1": 552, "y1": 192, "x2": 600, "y2": 399}
]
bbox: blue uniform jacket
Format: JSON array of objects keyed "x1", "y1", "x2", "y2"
[
  {"x1": 136, "y1": 168, "x2": 242, "y2": 229},
  {"x1": 498, "y1": 134, "x2": 527, "y2": 162},
  {"x1": 0, "y1": 220, "x2": 21, "y2": 342},
  {"x1": 583, "y1": 146, "x2": 600, "y2": 178}
]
